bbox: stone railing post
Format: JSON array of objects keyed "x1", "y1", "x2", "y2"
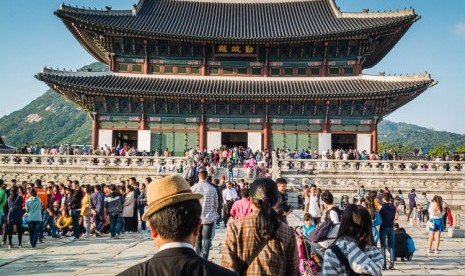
[{"x1": 8, "y1": 155, "x2": 17, "y2": 165}]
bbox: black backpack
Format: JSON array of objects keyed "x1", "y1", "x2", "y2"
[
  {"x1": 326, "y1": 206, "x2": 343, "y2": 222},
  {"x1": 308, "y1": 221, "x2": 336, "y2": 242}
]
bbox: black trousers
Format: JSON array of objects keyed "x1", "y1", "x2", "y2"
[
  {"x1": 222, "y1": 201, "x2": 234, "y2": 225},
  {"x1": 7, "y1": 221, "x2": 23, "y2": 246}
]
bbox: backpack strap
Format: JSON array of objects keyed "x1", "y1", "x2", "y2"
[
  {"x1": 328, "y1": 243, "x2": 355, "y2": 276},
  {"x1": 239, "y1": 224, "x2": 279, "y2": 276}
]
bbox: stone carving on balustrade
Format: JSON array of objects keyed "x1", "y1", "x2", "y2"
[{"x1": 275, "y1": 159, "x2": 465, "y2": 175}]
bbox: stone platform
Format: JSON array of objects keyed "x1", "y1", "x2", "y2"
[{"x1": 0, "y1": 211, "x2": 464, "y2": 275}]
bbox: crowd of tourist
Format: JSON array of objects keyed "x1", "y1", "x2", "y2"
[
  {"x1": 0, "y1": 177, "x2": 150, "y2": 249},
  {"x1": 0, "y1": 171, "x2": 452, "y2": 275}
]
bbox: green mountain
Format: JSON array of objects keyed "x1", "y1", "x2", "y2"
[
  {"x1": 378, "y1": 120, "x2": 465, "y2": 151},
  {"x1": 0, "y1": 62, "x2": 106, "y2": 147},
  {"x1": 1, "y1": 61, "x2": 464, "y2": 152}
]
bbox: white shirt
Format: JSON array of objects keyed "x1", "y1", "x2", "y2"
[
  {"x1": 158, "y1": 242, "x2": 194, "y2": 252},
  {"x1": 222, "y1": 188, "x2": 238, "y2": 202},
  {"x1": 309, "y1": 194, "x2": 321, "y2": 218}
]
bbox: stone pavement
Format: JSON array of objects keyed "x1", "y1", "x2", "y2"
[{"x1": 0, "y1": 211, "x2": 464, "y2": 275}]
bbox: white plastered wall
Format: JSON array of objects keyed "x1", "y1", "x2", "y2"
[
  {"x1": 357, "y1": 134, "x2": 372, "y2": 153},
  {"x1": 98, "y1": 130, "x2": 113, "y2": 148},
  {"x1": 207, "y1": 132, "x2": 222, "y2": 151},
  {"x1": 318, "y1": 133, "x2": 332, "y2": 155},
  {"x1": 138, "y1": 130, "x2": 151, "y2": 152},
  {"x1": 247, "y1": 132, "x2": 262, "y2": 151}
]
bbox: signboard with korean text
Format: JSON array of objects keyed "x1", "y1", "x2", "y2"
[{"x1": 214, "y1": 44, "x2": 257, "y2": 56}]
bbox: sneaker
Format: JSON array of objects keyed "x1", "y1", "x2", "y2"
[
  {"x1": 388, "y1": 261, "x2": 394, "y2": 270},
  {"x1": 8, "y1": 245, "x2": 13, "y2": 249},
  {"x1": 435, "y1": 250, "x2": 439, "y2": 254},
  {"x1": 115, "y1": 234, "x2": 120, "y2": 239},
  {"x1": 82, "y1": 234, "x2": 90, "y2": 238},
  {"x1": 428, "y1": 249, "x2": 433, "y2": 254},
  {"x1": 69, "y1": 237, "x2": 79, "y2": 241},
  {"x1": 18, "y1": 245, "x2": 22, "y2": 249}
]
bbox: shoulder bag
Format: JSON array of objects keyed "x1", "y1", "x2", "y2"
[{"x1": 238, "y1": 225, "x2": 279, "y2": 276}]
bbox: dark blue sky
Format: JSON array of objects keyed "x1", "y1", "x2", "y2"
[{"x1": 1, "y1": 0, "x2": 464, "y2": 133}]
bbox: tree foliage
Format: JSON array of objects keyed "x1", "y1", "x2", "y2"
[{"x1": 428, "y1": 146, "x2": 449, "y2": 157}]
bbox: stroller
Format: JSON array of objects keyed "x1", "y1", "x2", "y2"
[{"x1": 295, "y1": 226, "x2": 322, "y2": 276}]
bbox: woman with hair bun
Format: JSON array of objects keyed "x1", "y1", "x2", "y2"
[
  {"x1": 323, "y1": 204, "x2": 384, "y2": 275},
  {"x1": 221, "y1": 178, "x2": 297, "y2": 275}
]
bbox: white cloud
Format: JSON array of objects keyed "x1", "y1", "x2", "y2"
[{"x1": 453, "y1": 22, "x2": 465, "y2": 38}]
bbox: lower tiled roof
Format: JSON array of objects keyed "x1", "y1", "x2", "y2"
[{"x1": 36, "y1": 69, "x2": 435, "y2": 99}]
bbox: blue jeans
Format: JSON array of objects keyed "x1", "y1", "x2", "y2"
[
  {"x1": 94, "y1": 213, "x2": 105, "y2": 233},
  {"x1": 29, "y1": 221, "x2": 41, "y2": 247},
  {"x1": 196, "y1": 222, "x2": 214, "y2": 259},
  {"x1": 228, "y1": 171, "x2": 233, "y2": 181},
  {"x1": 42, "y1": 211, "x2": 57, "y2": 237},
  {"x1": 380, "y1": 227, "x2": 395, "y2": 263},
  {"x1": 109, "y1": 213, "x2": 123, "y2": 238},
  {"x1": 39, "y1": 209, "x2": 45, "y2": 239},
  {"x1": 71, "y1": 209, "x2": 81, "y2": 239}
]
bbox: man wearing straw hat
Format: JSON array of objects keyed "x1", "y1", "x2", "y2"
[{"x1": 118, "y1": 175, "x2": 237, "y2": 276}]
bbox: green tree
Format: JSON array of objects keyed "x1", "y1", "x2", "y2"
[
  {"x1": 455, "y1": 145, "x2": 465, "y2": 153},
  {"x1": 429, "y1": 146, "x2": 449, "y2": 157}
]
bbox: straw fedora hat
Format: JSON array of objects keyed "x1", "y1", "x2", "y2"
[{"x1": 141, "y1": 175, "x2": 202, "y2": 221}]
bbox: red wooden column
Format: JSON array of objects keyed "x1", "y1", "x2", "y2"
[
  {"x1": 143, "y1": 40, "x2": 149, "y2": 74},
  {"x1": 140, "y1": 114, "x2": 146, "y2": 130},
  {"x1": 323, "y1": 100, "x2": 330, "y2": 133},
  {"x1": 264, "y1": 44, "x2": 270, "y2": 77},
  {"x1": 143, "y1": 58, "x2": 149, "y2": 74},
  {"x1": 198, "y1": 99, "x2": 207, "y2": 150},
  {"x1": 140, "y1": 98, "x2": 147, "y2": 130},
  {"x1": 263, "y1": 122, "x2": 270, "y2": 150},
  {"x1": 91, "y1": 113, "x2": 99, "y2": 150},
  {"x1": 201, "y1": 44, "x2": 207, "y2": 76},
  {"x1": 199, "y1": 121, "x2": 206, "y2": 151},
  {"x1": 371, "y1": 122, "x2": 378, "y2": 154},
  {"x1": 323, "y1": 120, "x2": 330, "y2": 133}
]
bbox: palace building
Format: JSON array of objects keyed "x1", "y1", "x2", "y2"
[{"x1": 37, "y1": 0, "x2": 436, "y2": 155}]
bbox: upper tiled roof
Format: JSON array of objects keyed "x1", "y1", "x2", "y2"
[
  {"x1": 56, "y1": 0, "x2": 419, "y2": 42},
  {"x1": 36, "y1": 69, "x2": 435, "y2": 100}
]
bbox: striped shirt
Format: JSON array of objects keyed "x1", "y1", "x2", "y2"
[
  {"x1": 191, "y1": 181, "x2": 218, "y2": 224},
  {"x1": 323, "y1": 238, "x2": 383, "y2": 276},
  {"x1": 221, "y1": 213, "x2": 298, "y2": 275}
]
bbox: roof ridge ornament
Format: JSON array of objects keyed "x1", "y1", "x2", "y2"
[{"x1": 328, "y1": 0, "x2": 415, "y2": 18}]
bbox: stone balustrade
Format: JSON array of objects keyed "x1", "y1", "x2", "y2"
[
  {"x1": 276, "y1": 159, "x2": 465, "y2": 211},
  {"x1": 0, "y1": 154, "x2": 188, "y2": 168},
  {"x1": 0, "y1": 154, "x2": 255, "y2": 184},
  {"x1": 277, "y1": 159, "x2": 465, "y2": 174},
  {"x1": 0, "y1": 154, "x2": 189, "y2": 184},
  {"x1": 2, "y1": 154, "x2": 465, "y2": 210}
]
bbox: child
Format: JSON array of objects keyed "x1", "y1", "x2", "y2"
[
  {"x1": 296, "y1": 213, "x2": 318, "y2": 275},
  {"x1": 302, "y1": 213, "x2": 315, "y2": 238}
]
